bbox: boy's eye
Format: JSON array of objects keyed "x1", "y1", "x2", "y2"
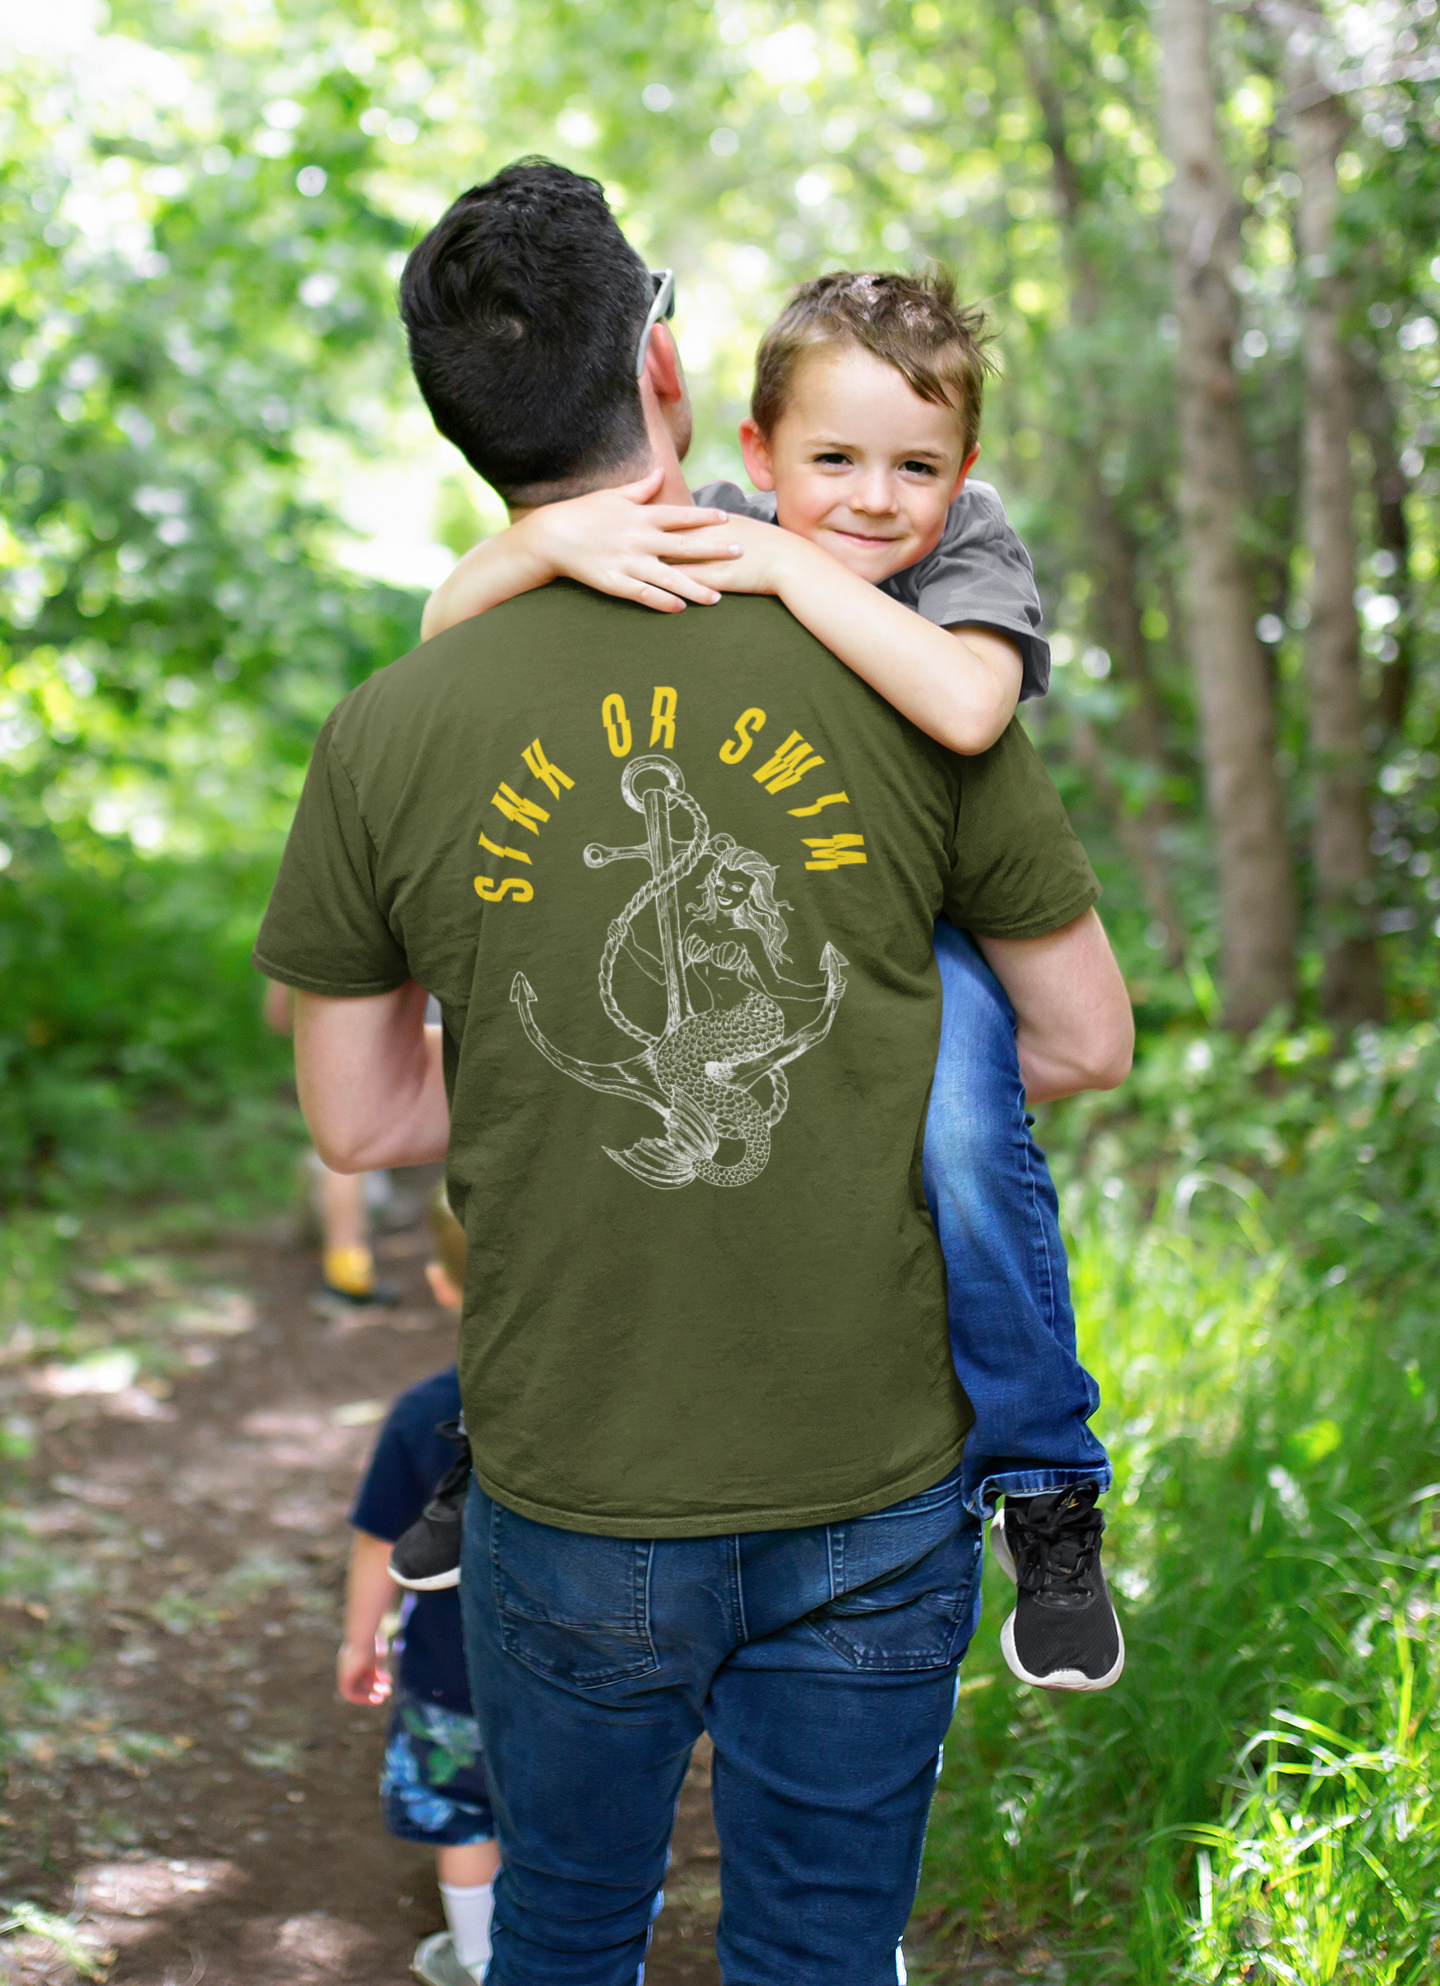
[
  {"x1": 900, "y1": 459, "x2": 938, "y2": 476},
  {"x1": 812, "y1": 451, "x2": 852, "y2": 466}
]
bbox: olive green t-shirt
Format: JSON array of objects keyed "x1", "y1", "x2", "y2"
[{"x1": 254, "y1": 584, "x2": 1098, "y2": 1537}]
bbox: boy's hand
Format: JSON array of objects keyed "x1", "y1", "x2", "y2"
[
  {"x1": 668, "y1": 514, "x2": 822, "y2": 599},
  {"x1": 337, "y1": 1637, "x2": 391, "y2": 1707},
  {"x1": 521, "y1": 467, "x2": 746, "y2": 613}
]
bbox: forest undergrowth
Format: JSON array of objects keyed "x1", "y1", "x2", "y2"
[{"x1": 918, "y1": 1018, "x2": 1440, "y2": 1983}]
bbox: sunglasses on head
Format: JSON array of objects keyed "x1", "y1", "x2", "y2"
[{"x1": 635, "y1": 268, "x2": 676, "y2": 378}]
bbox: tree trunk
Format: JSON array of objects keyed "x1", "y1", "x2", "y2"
[
  {"x1": 1016, "y1": 0, "x2": 1187, "y2": 965},
  {"x1": 1289, "y1": 40, "x2": 1385, "y2": 1025},
  {"x1": 1069, "y1": 715, "x2": 1188, "y2": 970},
  {"x1": 1349, "y1": 339, "x2": 1414, "y2": 732},
  {"x1": 1158, "y1": 0, "x2": 1297, "y2": 1031}
]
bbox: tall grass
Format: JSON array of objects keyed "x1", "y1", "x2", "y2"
[{"x1": 918, "y1": 1021, "x2": 1440, "y2": 1982}]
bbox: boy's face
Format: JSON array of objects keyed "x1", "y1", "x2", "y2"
[{"x1": 739, "y1": 343, "x2": 979, "y2": 584}]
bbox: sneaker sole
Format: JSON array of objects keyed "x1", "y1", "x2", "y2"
[
  {"x1": 989, "y1": 1506, "x2": 1018, "y2": 1584},
  {"x1": 388, "y1": 1564, "x2": 461, "y2": 1592},
  {"x1": 998, "y1": 1606, "x2": 1126, "y2": 1691},
  {"x1": 411, "y1": 1932, "x2": 475, "y2": 1986},
  {"x1": 990, "y1": 1508, "x2": 1125, "y2": 1691}
]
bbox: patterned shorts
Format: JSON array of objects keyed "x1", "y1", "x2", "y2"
[{"x1": 380, "y1": 1692, "x2": 496, "y2": 1847}]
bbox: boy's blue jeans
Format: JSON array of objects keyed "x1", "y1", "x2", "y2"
[
  {"x1": 460, "y1": 1471, "x2": 983, "y2": 1986},
  {"x1": 925, "y1": 920, "x2": 1111, "y2": 1515}
]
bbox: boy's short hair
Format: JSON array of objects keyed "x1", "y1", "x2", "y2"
[
  {"x1": 751, "y1": 270, "x2": 996, "y2": 459},
  {"x1": 400, "y1": 158, "x2": 654, "y2": 503},
  {"x1": 429, "y1": 1186, "x2": 467, "y2": 1291}
]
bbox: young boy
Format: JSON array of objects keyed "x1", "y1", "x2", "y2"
[
  {"x1": 338, "y1": 1191, "x2": 496, "y2": 1986},
  {"x1": 403, "y1": 270, "x2": 1123, "y2": 1694}
]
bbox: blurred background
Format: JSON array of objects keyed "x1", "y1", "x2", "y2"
[{"x1": 2, "y1": 0, "x2": 1438, "y2": 1980}]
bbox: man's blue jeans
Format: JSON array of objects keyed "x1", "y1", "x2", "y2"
[
  {"x1": 460, "y1": 1472, "x2": 983, "y2": 1985},
  {"x1": 925, "y1": 921, "x2": 1111, "y2": 1515}
]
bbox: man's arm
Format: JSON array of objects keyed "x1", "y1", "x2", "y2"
[
  {"x1": 261, "y1": 978, "x2": 294, "y2": 1036},
  {"x1": 976, "y1": 908, "x2": 1133, "y2": 1104},
  {"x1": 293, "y1": 981, "x2": 450, "y2": 1172}
]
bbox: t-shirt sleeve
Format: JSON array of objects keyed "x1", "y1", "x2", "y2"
[
  {"x1": 251, "y1": 714, "x2": 409, "y2": 996},
  {"x1": 350, "y1": 1409, "x2": 430, "y2": 1542},
  {"x1": 881, "y1": 482, "x2": 1051, "y2": 702},
  {"x1": 689, "y1": 480, "x2": 778, "y2": 524},
  {"x1": 945, "y1": 720, "x2": 1100, "y2": 939}
]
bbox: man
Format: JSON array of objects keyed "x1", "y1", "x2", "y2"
[{"x1": 255, "y1": 160, "x2": 1131, "y2": 1985}]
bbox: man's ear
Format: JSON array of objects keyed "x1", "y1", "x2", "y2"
[
  {"x1": 950, "y1": 443, "x2": 981, "y2": 503},
  {"x1": 642, "y1": 322, "x2": 686, "y2": 406},
  {"x1": 739, "y1": 416, "x2": 778, "y2": 493}
]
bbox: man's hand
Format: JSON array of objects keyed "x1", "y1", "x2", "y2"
[
  {"x1": 294, "y1": 981, "x2": 449, "y2": 1173},
  {"x1": 978, "y1": 908, "x2": 1133, "y2": 1104}
]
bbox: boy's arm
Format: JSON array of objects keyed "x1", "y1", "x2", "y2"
[
  {"x1": 674, "y1": 519, "x2": 1022, "y2": 755},
  {"x1": 419, "y1": 469, "x2": 746, "y2": 641},
  {"x1": 422, "y1": 479, "x2": 1020, "y2": 751},
  {"x1": 977, "y1": 909, "x2": 1134, "y2": 1103},
  {"x1": 337, "y1": 1530, "x2": 400, "y2": 1706}
]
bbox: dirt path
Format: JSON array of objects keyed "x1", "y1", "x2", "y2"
[
  {"x1": 2, "y1": 1186, "x2": 1034, "y2": 1986},
  {"x1": 1, "y1": 1183, "x2": 720, "y2": 1985}
]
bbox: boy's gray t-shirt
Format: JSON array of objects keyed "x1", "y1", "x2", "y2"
[{"x1": 692, "y1": 478, "x2": 1050, "y2": 701}]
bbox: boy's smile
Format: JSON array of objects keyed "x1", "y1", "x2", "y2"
[{"x1": 740, "y1": 343, "x2": 979, "y2": 585}]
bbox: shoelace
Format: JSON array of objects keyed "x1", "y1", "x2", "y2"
[{"x1": 1013, "y1": 1490, "x2": 1103, "y2": 1597}]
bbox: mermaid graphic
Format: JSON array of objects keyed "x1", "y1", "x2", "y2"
[{"x1": 510, "y1": 754, "x2": 848, "y2": 1189}]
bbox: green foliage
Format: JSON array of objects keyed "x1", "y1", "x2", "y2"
[
  {"x1": 0, "y1": 1899, "x2": 114, "y2": 1979},
  {"x1": 916, "y1": 1024, "x2": 1440, "y2": 1978},
  {"x1": 4, "y1": 0, "x2": 1439, "y2": 1199},
  {"x1": 1180, "y1": 1621, "x2": 1440, "y2": 1985},
  {"x1": 1, "y1": 9, "x2": 425, "y2": 1199},
  {"x1": 1, "y1": 1, "x2": 1439, "y2": 1972}
]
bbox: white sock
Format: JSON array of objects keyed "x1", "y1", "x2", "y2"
[{"x1": 439, "y1": 1879, "x2": 495, "y2": 1976}]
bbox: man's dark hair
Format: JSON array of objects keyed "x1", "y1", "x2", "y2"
[{"x1": 400, "y1": 159, "x2": 654, "y2": 502}]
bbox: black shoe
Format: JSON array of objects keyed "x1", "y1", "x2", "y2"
[
  {"x1": 990, "y1": 1485, "x2": 1125, "y2": 1691},
  {"x1": 314, "y1": 1278, "x2": 401, "y2": 1309},
  {"x1": 388, "y1": 1422, "x2": 472, "y2": 1592}
]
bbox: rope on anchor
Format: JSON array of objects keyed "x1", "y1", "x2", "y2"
[{"x1": 597, "y1": 786, "x2": 711, "y2": 1047}]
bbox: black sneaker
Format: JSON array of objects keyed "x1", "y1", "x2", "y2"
[
  {"x1": 990, "y1": 1485, "x2": 1125, "y2": 1691},
  {"x1": 388, "y1": 1422, "x2": 472, "y2": 1592},
  {"x1": 312, "y1": 1278, "x2": 401, "y2": 1312}
]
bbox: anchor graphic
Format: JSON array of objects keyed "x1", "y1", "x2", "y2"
[{"x1": 511, "y1": 755, "x2": 848, "y2": 1190}]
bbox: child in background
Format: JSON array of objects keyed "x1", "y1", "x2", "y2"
[
  {"x1": 262, "y1": 978, "x2": 399, "y2": 1309},
  {"x1": 417, "y1": 268, "x2": 1123, "y2": 1694},
  {"x1": 337, "y1": 1190, "x2": 494, "y2": 1986}
]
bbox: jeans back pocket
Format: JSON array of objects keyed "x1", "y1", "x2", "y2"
[
  {"x1": 814, "y1": 1482, "x2": 983, "y2": 1672},
  {"x1": 489, "y1": 1503, "x2": 659, "y2": 1688}
]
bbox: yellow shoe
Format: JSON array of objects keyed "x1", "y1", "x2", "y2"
[{"x1": 320, "y1": 1247, "x2": 398, "y2": 1307}]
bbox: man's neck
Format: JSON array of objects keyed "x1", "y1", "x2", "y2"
[
  {"x1": 508, "y1": 447, "x2": 690, "y2": 523},
  {"x1": 508, "y1": 376, "x2": 693, "y2": 520}
]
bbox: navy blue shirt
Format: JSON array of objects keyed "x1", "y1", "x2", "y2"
[{"x1": 349, "y1": 1367, "x2": 471, "y2": 1713}]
